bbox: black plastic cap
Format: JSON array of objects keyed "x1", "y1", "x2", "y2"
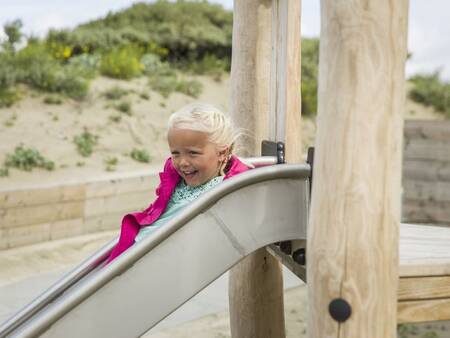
[{"x1": 329, "y1": 298, "x2": 352, "y2": 322}]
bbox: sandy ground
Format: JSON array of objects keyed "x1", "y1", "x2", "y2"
[{"x1": 1, "y1": 75, "x2": 443, "y2": 190}]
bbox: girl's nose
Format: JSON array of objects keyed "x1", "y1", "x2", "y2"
[{"x1": 179, "y1": 156, "x2": 189, "y2": 168}]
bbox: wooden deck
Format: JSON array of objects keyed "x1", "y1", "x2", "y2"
[
  {"x1": 268, "y1": 223, "x2": 450, "y2": 324},
  {"x1": 398, "y1": 223, "x2": 450, "y2": 323}
]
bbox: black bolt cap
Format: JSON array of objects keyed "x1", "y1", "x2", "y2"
[
  {"x1": 329, "y1": 298, "x2": 352, "y2": 322},
  {"x1": 292, "y1": 248, "x2": 306, "y2": 265}
]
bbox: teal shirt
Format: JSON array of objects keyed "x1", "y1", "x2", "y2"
[{"x1": 135, "y1": 176, "x2": 224, "y2": 242}]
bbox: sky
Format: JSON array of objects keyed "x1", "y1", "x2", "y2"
[{"x1": 0, "y1": 0, "x2": 449, "y2": 80}]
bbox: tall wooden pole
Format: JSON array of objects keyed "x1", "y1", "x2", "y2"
[
  {"x1": 229, "y1": 0, "x2": 301, "y2": 337},
  {"x1": 307, "y1": 0, "x2": 409, "y2": 337}
]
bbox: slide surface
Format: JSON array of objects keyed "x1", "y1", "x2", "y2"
[{"x1": 1, "y1": 163, "x2": 310, "y2": 338}]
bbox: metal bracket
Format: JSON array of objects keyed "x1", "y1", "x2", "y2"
[
  {"x1": 262, "y1": 141, "x2": 314, "y2": 283},
  {"x1": 261, "y1": 140, "x2": 285, "y2": 164}
]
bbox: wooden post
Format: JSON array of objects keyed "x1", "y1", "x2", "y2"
[
  {"x1": 229, "y1": 0, "x2": 301, "y2": 337},
  {"x1": 307, "y1": 0, "x2": 409, "y2": 337}
]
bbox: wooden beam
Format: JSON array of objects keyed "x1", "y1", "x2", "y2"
[
  {"x1": 229, "y1": 1, "x2": 285, "y2": 337},
  {"x1": 398, "y1": 298, "x2": 450, "y2": 323},
  {"x1": 307, "y1": 0, "x2": 409, "y2": 337}
]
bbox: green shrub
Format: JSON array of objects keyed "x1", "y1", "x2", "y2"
[
  {"x1": 104, "y1": 156, "x2": 118, "y2": 171},
  {"x1": 100, "y1": 47, "x2": 143, "y2": 79},
  {"x1": 188, "y1": 54, "x2": 228, "y2": 80},
  {"x1": 115, "y1": 101, "x2": 132, "y2": 115},
  {"x1": 301, "y1": 38, "x2": 319, "y2": 116},
  {"x1": 0, "y1": 52, "x2": 17, "y2": 88},
  {"x1": 4, "y1": 145, "x2": 54, "y2": 171},
  {"x1": 141, "y1": 54, "x2": 174, "y2": 76},
  {"x1": 140, "y1": 92, "x2": 150, "y2": 100},
  {"x1": 74, "y1": 130, "x2": 98, "y2": 157},
  {"x1": 13, "y1": 43, "x2": 89, "y2": 100},
  {"x1": 130, "y1": 148, "x2": 151, "y2": 163},
  {"x1": 102, "y1": 86, "x2": 128, "y2": 100},
  {"x1": 0, "y1": 167, "x2": 8, "y2": 176},
  {"x1": 176, "y1": 79, "x2": 203, "y2": 98},
  {"x1": 0, "y1": 87, "x2": 21, "y2": 107},
  {"x1": 43, "y1": 95, "x2": 63, "y2": 105},
  {"x1": 409, "y1": 71, "x2": 450, "y2": 116},
  {"x1": 108, "y1": 114, "x2": 121, "y2": 123},
  {"x1": 148, "y1": 73, "x2": 178, "y2": 98},
  {"x1": 68, "y1": 53, "x2": 99, "y2": 79}
]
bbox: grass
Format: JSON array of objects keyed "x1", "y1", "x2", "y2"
[
  {"x1": 73, "y1": 130, "x2": 98, "y2": 157},
  {"x1": 115, "y1": 101, "x2": 132, "y2": 115},
  {"x1": 130, "y1": 148, "x2": 151, "y2": 163},
  {"x1": 0, "y1": 167, "x2": 9, "y2": 176},
  {"x1": 104, "y1": 156, "x2": 118, "y2": 171},
  {"x1": 3, "y1": 113, "x2": 17, "y2": 127},
  {"x1": 43, "y1": 96, "x2": 63, "y2": 105},
  {"x1": 4, "y1": 145, "x2": 54, "y2": 171},
  {"x1": 0, "y1": 87, "x2": 21, "y2": 108},
  {"x1": 108, "y1": 114, "x2": 122, "y2": 123},
  {"x1": 102, "y1": 86, "x2": 128, "y2": 100}
]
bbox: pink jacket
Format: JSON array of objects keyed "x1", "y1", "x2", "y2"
[{"x1": 106, "y1": 155, "x2": 249, "y2": 263}]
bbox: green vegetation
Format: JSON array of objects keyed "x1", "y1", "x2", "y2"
[
  {"x1": 4, "y1": 145, "x2": 54, "y2": 171},
  {"x1": 104, "y1": 156, "x2": 118, "y2": 171},
  {"x1": 43, "y1": 95, "x2": 63, "y2": 105},
  {"x1": 0, "y1": 167, "x2": 9, "y2": 176},
  {"x1": 115, "y1": 101, "x2": 132, "y2": 115},
  {"x1": 100, "y1": 47, "x2": 143, "y2": 79},
  {"x1": 301, "y1": 38, "x2": 319, "y2": 116},
  {"x1": 73, "y1": 130, "x2": 98, "y2": 156},
  {"x1": 108, "y1": 114, "x2": 121, "y2": 123},
  {"x1": 102, "y1": 86, "x2": 128, "y2": 100},
  {"x1": 176, "y1": 78, "x2": 203, "y2": 98},
  {"x1": 409, "y1": 71, "x2": 450, "y2": 116},
  {"x1": 0, "y1": 87, "x2": 21, "y2": 108},
  {"x1": 0, "y1": 1, "x2": 230, "y2": 106},
  {"x1": 130, "y1": 148, "x2": 151, "y2": 163}
]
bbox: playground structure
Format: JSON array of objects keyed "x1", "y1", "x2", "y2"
[{"x1": 1, "y1": 0, "x2": 450, "y2": 337}]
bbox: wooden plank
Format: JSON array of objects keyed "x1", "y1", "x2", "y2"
[
  {"x1": 398, "y1": 276, "x2": 450, "y2": 301},
  {"x1": 403, "y1": 179, "x2": 450, "y2": 202},
  {"x1": 399, "y1": 223, "x2": 450, "y2": 277},
  {"x1": 0, "y1": 184, "x2": 85, "y2": 209},
  {"x1": 404, "y1": 120, "x2": 450, "y2": 142},
  {"x1": 404, "y1": 138, "x2": 450, "y2": 162},
  {"x1": 85, "y1": 172, "x2": 159, "y2": 198},
  {"x1": 398, "y1": 298, "x2": 450, "y2": 323},
  {"x1": 403, "y1": 159, "x2": 450, "y2": 182},
  {"x1": 0, "y1": 201, "x2": 84, "y2": 229},
  {"x1": 307, "y1": 0, "x2": 408, "y2": 336}
]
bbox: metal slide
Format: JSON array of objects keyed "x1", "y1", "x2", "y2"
[{"x1": 0, "y1": 161, "x2": 310, "y2": 338}]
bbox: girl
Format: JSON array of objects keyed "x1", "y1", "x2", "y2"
[{"x1": 106, "y1": 103, "x2": 249, "y2": 263}]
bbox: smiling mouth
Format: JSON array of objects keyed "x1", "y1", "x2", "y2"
[{"x1": 182, "y1": 170, "x2": 198, "y2": 178}]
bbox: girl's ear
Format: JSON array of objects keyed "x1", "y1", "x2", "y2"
[{"x1": 217, "y1": 147, "x2": 229, "y2": 162}]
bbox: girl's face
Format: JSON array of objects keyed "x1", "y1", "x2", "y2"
[{"x1": 168, "y1": 128, "x2": 228, "y2": 187}]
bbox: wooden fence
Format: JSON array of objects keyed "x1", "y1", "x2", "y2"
[{"x1": 403, "y1": 120, "x2": 450, "y2": 226}]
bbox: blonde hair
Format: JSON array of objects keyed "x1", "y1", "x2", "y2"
[{"x1": 168, "y1": 102, "x2": 240, "y2": 153}]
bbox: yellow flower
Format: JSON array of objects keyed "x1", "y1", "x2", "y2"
[{"x1": 63, "y1": 47, "x2": 72, "y2": 59}]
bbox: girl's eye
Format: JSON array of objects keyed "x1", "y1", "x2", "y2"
[{"x1": 189, "y1": 151, "x2": 199, "y2": 155}]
